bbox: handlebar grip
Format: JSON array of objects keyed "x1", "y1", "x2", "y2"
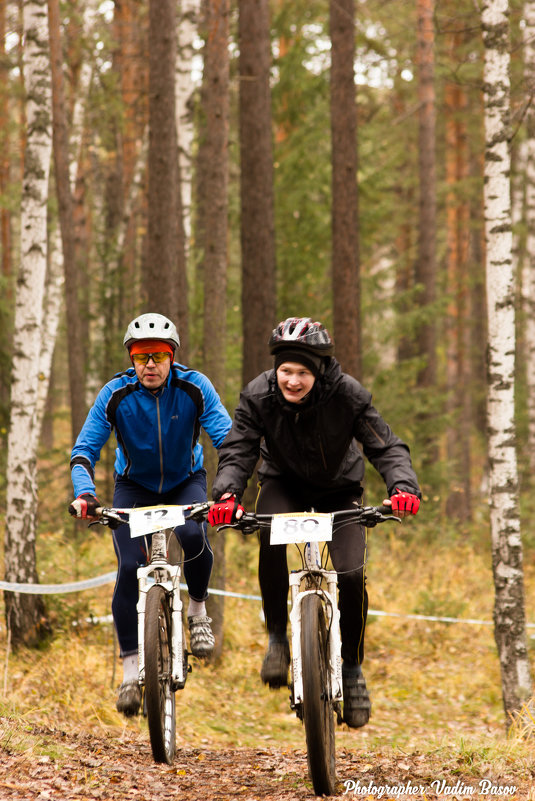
[{"x1": 378, "y1": 505, "x2": 393, "y2": 515}]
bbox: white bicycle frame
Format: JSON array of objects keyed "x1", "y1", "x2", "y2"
[
  {"x1": 136, "y1": 529, "x2": 187, "y2": 689},
  {"x1": 288, "y1": 539, "x2": 343, "y2": 710}
]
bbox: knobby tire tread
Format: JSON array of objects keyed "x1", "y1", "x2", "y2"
[
  {"x1": 300, "y1": 592, "x2": 336, "y2": 796},
  {"x1": 144, "y1": 584, "x2": 176, "y2": 764}
]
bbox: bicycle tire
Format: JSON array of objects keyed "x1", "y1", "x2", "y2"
[
  {"x1": 144, "y1": 584, "x2": 176, "y2": 764},
  {"x1": 300, "y1": 592, "x2": 336, "y2": 796}
]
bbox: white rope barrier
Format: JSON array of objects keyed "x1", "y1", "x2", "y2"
[{"x1": 2, "y1": 572, "x2": 534, "y2": 628}]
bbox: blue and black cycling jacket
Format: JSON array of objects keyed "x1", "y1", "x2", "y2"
[{"x1": 70, "y1": 363, "x2": 232, "y2": 497}]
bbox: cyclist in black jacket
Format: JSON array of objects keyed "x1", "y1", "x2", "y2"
[{"x1": 208, "y1": 317, "x2": 421, "y2": 728}]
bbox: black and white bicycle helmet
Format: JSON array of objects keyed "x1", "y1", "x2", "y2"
[
  {"x1": 123, "y1": 313, "x2": 180, "y2": 350},
  {"x1": 268, "y1": 317, "x2": 334, "y2": 356}
]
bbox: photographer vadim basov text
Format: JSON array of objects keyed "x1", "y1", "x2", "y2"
[{"x1": 342, "y1": 778, "x2": 518, "y2": 798}]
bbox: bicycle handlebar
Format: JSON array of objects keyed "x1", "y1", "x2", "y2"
[
  {"x1": 89, "y1": 502, "x2": 398, "y2": 535},
  {"x1": 217, "y1": 505, "x2": 400, "y2": 535},
  {"x1": 92, "y1": 501, "x2": 213, "y2": 529}
]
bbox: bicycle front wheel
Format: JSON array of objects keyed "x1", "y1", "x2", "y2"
[
  {"x1": 300, "y1": 592, "x2": 336, "y2": 796},
  {"x1": 144, "y1": 584, "x2": 176, "y2": 764}
]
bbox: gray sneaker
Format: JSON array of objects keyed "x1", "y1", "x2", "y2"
[
  {"x1": 188, "y1": 615, "x2": 215, "y2": 658},
  {"x1": 116, "y1": 679, "x2": 141, "y2": 717}
]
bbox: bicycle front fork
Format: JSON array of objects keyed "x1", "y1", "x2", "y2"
[
  {"x1": 136, "y1": 560, "x2": 187, "y2": 690},
  {"x1": 288, "y1": 570, "x2": 343, "y2": 714}
]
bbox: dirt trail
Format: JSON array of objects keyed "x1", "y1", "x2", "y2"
[{"x1": 0, "y1": 722, "x2": 531, "y2": 800}]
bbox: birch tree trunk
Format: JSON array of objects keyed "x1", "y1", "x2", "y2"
[
  {"x1": 4, "y1": 0, "x2": 52, "y2": 647},
  {"x1": 482, "y1": 0, "x2": 532, "y2": 723},
  {"x1": 36, "y1": 228, "x2": 64, "y2": 438},
  {"x1": 176, "y1": 0, "x2": 200, "y2": 244},
  {"x1": 522, "y1": 0, "x2": 535, "y2": 474},
  {"x1": 0, "y1": 0, "x2": 10, "y2": 283},
  {"x1": 38, "y1": 0, "x2": 97, "y2": 440}
]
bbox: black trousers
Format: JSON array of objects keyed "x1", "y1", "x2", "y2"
[{"x1": 256, "y1": 477, "x2": 368, "y2": 665}]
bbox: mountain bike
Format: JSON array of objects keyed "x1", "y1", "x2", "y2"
[
  {"x1": 95, "y1": 501, "x2": 212, "y2": 765},
  {"x1": 217, "y1": 504, "x2": 398, "y2": 796}
]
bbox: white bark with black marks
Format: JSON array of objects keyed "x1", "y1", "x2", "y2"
[
  {"x1": 4, "y1": 0, "x2": 52, "y2": 644},
  {"x1": 483, "y1": 0, "x2": 532, "y2": 723}
]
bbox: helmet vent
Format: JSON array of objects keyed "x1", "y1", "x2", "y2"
[{"x1": 123, "y1": 313, "x2": 180, "y2": 350}]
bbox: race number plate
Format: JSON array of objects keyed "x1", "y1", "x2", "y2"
[
  {"x1": 129, "y1": 506, "x2": 185, "y2": 538},
  {"x1": 270, "y1": 512, "x2": 333, "y2": 545}
]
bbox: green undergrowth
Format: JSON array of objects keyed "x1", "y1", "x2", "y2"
[{"x1": 0, "y1": 511, "x2": 534, "y2": 783}]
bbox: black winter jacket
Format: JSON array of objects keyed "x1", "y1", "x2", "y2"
[{"x1": 212, "y1": 359, "x2": 421, "y2": 501}]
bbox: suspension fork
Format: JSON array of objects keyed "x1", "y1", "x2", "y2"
[
  {"x1": 136, "y1": 530, "x2": 186, "y2": 687},
  {"x1": 288, "y1": 569, "x2": 343, "y2": 711}
]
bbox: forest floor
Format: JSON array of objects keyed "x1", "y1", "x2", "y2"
[
  {"x1": 1, "y1": 493, "x2": 535, "y2": 799},
  {"x1": 0, "y1": 716, "x2": 532, "y2": 801}
]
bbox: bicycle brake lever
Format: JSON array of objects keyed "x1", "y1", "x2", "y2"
[
  {"x1": 185, "y1": 503, "x2": 210, "y2": 523},
  {"x1": 376, "y1": 511, "x2": 401, "y2": 524},
  {"x1": 359, "y1": 508, "x2": 400, "y2": 527},
  {"x1": 216, "y1": 520, "x2": 259, "y2": 535}
]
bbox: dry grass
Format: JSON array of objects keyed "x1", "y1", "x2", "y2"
[{"x1": 0, "y1": 514, "x2": 534, "y2": 787}]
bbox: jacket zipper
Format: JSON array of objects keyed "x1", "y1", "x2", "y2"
[
  {"x1": 156, "y1": 396, "x2": 164, "y2": 493},
  {"x1": 319, "y1": 436, "x2": 328, "y2": 470}
]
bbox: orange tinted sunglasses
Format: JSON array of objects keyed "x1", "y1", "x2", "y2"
[{"x1": 131, "y1": 352, "x2": 171, "y2": 365}]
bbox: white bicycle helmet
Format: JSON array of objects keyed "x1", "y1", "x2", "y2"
[
  {"x1": 269, "y1": 317, "x2": 334, "y2": 356},
  {"x1": 123, "y1": 313, "x2": 180, "y2": 350}
]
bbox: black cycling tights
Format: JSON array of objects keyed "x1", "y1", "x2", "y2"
[{"x1": 256, "y1": 477, "x2": 368, "y2": 665}]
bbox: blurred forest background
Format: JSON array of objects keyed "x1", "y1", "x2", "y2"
[{"x1": 0, "y1": 0, "x2": 534, "y2": 728}]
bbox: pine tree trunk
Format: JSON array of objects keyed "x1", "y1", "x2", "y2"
[
  {"x1": 4, "y1": 0, "x2": 52, "y2": 647},
  {"x1": 200, "y1": 0, "x2": 230, "y2": 661},
  {"x1": 445, "y1": 38, "x2": 471, "y2": 521},
  {"x1": 113, "y1": 0, "x2": 148, "y2": 331},
  {"x1": 330, "y1": 0, "x2": 360, "y2": 377},
  {"x1": 238, "y1": 0, "x2": 276, "y2": 385},
  {"x1": 48, "y1": 0, "x2": 87, "y2": 443},
  {"x1": 147, "y1": 0, "x2": 189, "y2": 349},
  {"x1": 482, "y1": 0, "x2": 532, "y2": 722},
  {"x1": 415, "y1": 0, "x2": 437, "y2": 389}
]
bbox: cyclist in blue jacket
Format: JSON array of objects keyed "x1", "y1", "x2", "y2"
[{"x1": 68, "y1": 313, "x2": 232, "y2": 717}]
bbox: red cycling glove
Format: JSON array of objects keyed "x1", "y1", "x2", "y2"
[
  {"x1": 69, "y1": 493, "x2": 100, "y2": 519},
  {"x1": 208, "y1": 496, "x2": 244, "y2": 526},
  {"x1": 390, "y1": 489, "x2": 420, "y2": 515}
]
